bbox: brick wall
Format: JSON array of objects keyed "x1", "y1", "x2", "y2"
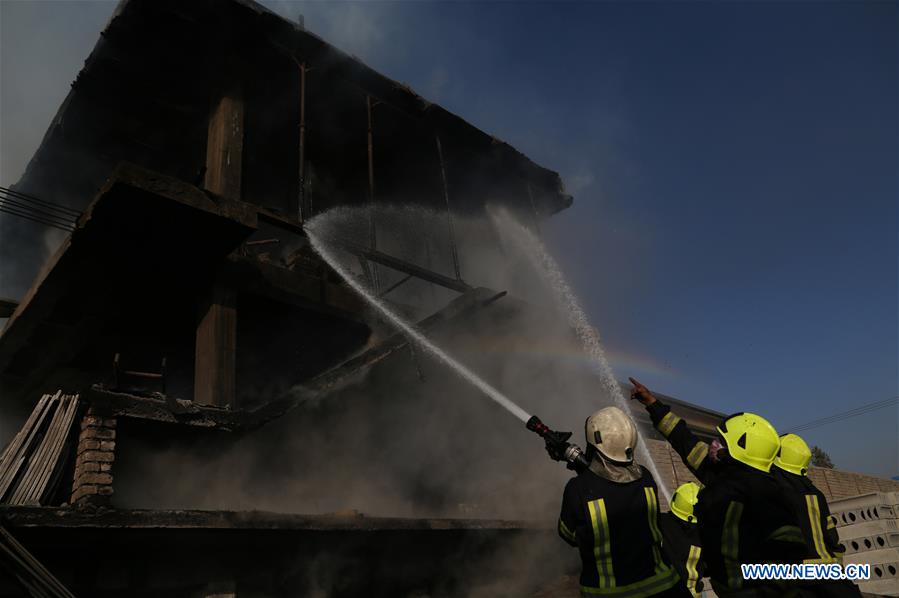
[{"x1": 70, "y1": 407, "x2": 116, "y2": 505}]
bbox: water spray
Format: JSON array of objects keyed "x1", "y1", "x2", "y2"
[
  {"x1": 490, "y1": 207, "x2": 671, "y2": 499},
  {"x1": 305, "y1": 223, "x2": 532, "y2": 424},
  {"x1": 305, "y1": 211, "x2": 644, "y2": 482}
]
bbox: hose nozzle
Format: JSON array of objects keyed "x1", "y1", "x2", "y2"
[
  {"x1": 526, "y1": 414, "x2": 590, "y2": 472},
  {"x1": 526, "y1": 415, "x2": 550, "y2": 437}
]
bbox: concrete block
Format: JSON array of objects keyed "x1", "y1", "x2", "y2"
[
  {"x1": 857, "y1": 578, "x2": 899, "y2": 596},
  {"x1": 843, "y1": 547, "x2": 899, "y2": 596},
  {"x1": 838, "y1": 519, "x2": 899, "y2": 555},
  {"x1": 831, "y1": 493, "x2": 899, "y2": 528}
]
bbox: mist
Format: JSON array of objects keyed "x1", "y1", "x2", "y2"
[{"x1": 112, "y1": 205, "x2": 640, "y2": 528}]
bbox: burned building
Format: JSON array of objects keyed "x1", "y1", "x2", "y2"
[
  {"x1": 0, "y1": 0, "x2": 578, "y2": 595},
  {"x1": 5, "y1": 1, "x2": 896, "y2": 597}
]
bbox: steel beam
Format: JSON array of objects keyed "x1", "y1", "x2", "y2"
[{"x1": 339, "y1": 240, "x2": 471, "y2": 294}]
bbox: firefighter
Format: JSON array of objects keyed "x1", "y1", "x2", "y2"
[
  {"x1": 629, "y1": 377, "x2": 808, "y2": 597},
  {"x1": 659, "y1": 482, "x2": 705, "y2": 597},
  {"x1": 556, "y1": 406, "x2": 690, "y2": 597},
  {"x1": 773, "y1": 433, "x2": 862, "y2": 597}
]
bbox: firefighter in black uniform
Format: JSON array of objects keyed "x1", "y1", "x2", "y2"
[
  {"x1": 556, "y1": 405, "x2": 690, "y2": 598},
  {"x1": 659, "y1": 482, "x2": 705, "y2": 597},
  {"x1": 629, "y1": 378, "x2": 808, "y2": 597},
  {"x1": 772, "y1": 433, "x2": 861, "y2": 597}
]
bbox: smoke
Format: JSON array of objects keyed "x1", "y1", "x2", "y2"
[
  {"x1": 0, "y1": 2, "x2": 116, "y2": 299},
  {"x1": 109, "y1": 204, "x2": 612, "y2": 593},
  {"x1": 115, "y1": 205, "x2": 645, "y2": 521},
  {"x1": 488, "y1": 207, "x2": 670, "y2": 499},
  {"x1": 260, "y1": 1, "x2": 402, "y2": 73}
]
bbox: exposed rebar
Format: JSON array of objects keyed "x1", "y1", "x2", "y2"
[
  {"x1": 435, "y1": 136, "x2": 462, "y2": 281},
  {"x1": 298, "y1": 61, "x2": 307, "y2": 220},
  {"x1": 366, "y1": 95, "x2": 381, "y2": 293}
]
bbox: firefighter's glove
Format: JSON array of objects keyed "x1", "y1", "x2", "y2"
[{"x1": 544, "y1": 430, "x2": 573, "y2": 462}]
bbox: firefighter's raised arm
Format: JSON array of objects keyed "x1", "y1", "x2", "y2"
[
  {"x1": 629, "y1": 377, "x2": 657, "y2": 406},
  {"x1": 629, "y1": 376, "x2": 715, "y2": 485}
]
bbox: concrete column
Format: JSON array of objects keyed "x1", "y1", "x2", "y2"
[
  {"x1": 204, "y1": 86, "x2": 244, "y2": 200},
  {"x1": 196, "y1": 81, "x2": 242, "y2": 408},
  {"x1": 194, "y1": 285, "x2": 236, "y2": 408}
]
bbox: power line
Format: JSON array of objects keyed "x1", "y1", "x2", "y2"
[
  {"x1": 784, "y1": 395, "x2": 899, "y2": 434},
  {"x1": 0, "y1": 187, "x2": 79, "y2": 232},
  {"x1": 0, "y1": 197, "x2": 77, "y2": 227},
  {"x1": 0, "y1": 206, "x2": 75, "y2": 232},
  {"x1": 787, "y1": 397, "x2": 898, "y2": 433},
  {"x1": 0, "y1": 186, "x2": 81, "y2": 217}
]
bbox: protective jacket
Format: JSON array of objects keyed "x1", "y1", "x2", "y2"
[
  {"x1": 558, "y1": 464, "x2": 688, "y2": 597},
  {"x1": 645, "y1": 400, "x2": 808, "y2": 596},
  {"x1": 659, "y1": 512, "x2": 704, "y2": 597},
  {"x1": 773, "y1": 468, "x2": 862, "y2": 597},
  {"x1": 695, "y1": 462, "x2": 809, "y2": 595},
  {"x1": 646, "y1": 401, "x2": 716, "y2": 485}
]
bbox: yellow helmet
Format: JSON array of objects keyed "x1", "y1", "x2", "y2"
[
  {"x1": 716, "y1": 412, "x2": 780, "y2": 473},
  {"x1": 670, "y1": 482, "x2": 701, "y2": 523},
  {"x1": 774, "y1": 433, "x2": 812, "y2": 476}
]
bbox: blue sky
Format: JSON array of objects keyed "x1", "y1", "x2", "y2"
[{"x1": 1, "y1": 1, "x2": 896, "y2": 477}]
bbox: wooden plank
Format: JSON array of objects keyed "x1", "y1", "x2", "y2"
[
  {"x1": 0, "y1": 394, "x2": 50, "y2": 472},
  {"x1": 0, "y1": 540, "x2": 52, "y2": 598},
  {"x1": 16, "y1": 393, "x2": 74, "y2": 505},
  {"x1": 0, "y1": 393, "x2": 57, "y2": 502},
  {"x1": 38, "y1": 395, "x2": 81, "y2": 505},
  {"x1": 0, "y1": 536, "x2": 54, "y2": 597},
  {"x1": 8, "y1": 395, "x2": 64, "y2": 505},
  {"x1": 0, "y1": 526, "x2": 76, "y2": 598},
  {"x1": 23, "y1": 395, "x2": 79, "y2": 506},
  {"x1": 0, "y1": 456, "x2": 27, "y2": 504},
  {"x1": 10, "y1": 394, "x2": 68, "y2": 505},
  {"x1": 194, "y1": 285, "x2": 237, "y2": 407},
  {"x1": 42, "y1": 395, "x2": 80, "y2": 503},
  {"x1": 0, "y1": 394, "x2": 51, "y2": 467}
]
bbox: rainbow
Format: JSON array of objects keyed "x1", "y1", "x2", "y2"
[{"x1": 445, "y1": 334, "x2": 679, "y2": 379}]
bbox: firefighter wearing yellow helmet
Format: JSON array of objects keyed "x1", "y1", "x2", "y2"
[
  {"x1": 659, "y1": 483, "x2": 706, "y2": 597},
  {"x1": 670, "y1": 482, "x2": 701, "y2": 524},
  {"x1": 772, "y1": 434, "x2": 862, "y2": 597},
  {"x1": 629, "y1": 378, "x2": 808, "y2": 597},
  {"x1": 556, "y1": 406, "x2": 689, "y2": 597}
]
